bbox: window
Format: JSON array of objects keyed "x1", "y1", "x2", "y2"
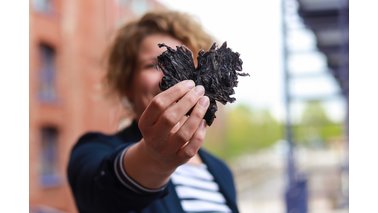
[
  {"x1": 33, "y1": 0, "x2": 54, "y2": 14},
  {"x1": 38, "y1": 44, "x2": 57, "y2": 102},
  {"x1": 40, "y1": 127, "x2": 60, "y2": 187}
]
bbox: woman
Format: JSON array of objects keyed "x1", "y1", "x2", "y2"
[{"x1": 67, "y1": 10, "x2": 239, "y2": 213}]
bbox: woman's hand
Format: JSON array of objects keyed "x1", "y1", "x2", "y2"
[
  {"x1": 138, "y1": 80, "x2": 210, "y2": 171},
  {"x1": 122, "y1": 80, "x2": 210, "y2": 189}
]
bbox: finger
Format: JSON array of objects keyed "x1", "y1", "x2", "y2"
[
  {"x1": 169, "y1": 96, "x2": 209, "y2": 151},
  {"x1": 170, "y1": 115, "x2": 189, "y2": 134},
  {"x1": 157, "y1": 85, "x2": 205, "y2": 130},
  {"x1": 140, "y1": 80, "x2": 195, "y2": 126},
  {"x1": 177, "y1": 119, "x2": 207, "y2": 159}
]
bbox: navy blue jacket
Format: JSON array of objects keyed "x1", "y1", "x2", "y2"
[{"x1": 67, "y1": 121, "x2": 239, "y2": 213}]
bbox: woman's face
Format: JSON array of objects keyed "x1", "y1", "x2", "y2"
[{"x1": 127, "y1": 34, "x2": 183, "y2": 119}]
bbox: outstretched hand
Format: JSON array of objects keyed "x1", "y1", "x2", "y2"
[{"x1": 138, "y1": 80, "x2": 210, "y2": 172}]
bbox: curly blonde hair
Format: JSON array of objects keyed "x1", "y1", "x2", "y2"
[{"x1": 105, "y1": 10, "x2": 214, "y2": 99}]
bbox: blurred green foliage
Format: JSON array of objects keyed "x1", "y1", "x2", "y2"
[
  {"x1": 204, "y1": 102, "x2": 344, "y2": 160},
  {"x1": 293, "y1": 101, "x2": 344, "y2": 147},
  {"x1": 204, "y1": 104, "x2": 283, "y2": 160}
]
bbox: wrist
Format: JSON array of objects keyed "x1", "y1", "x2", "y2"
[
  {"x1": 123, "y1": 140, "x2": 173, "y2": 189},
  {"x1": 137, "y1": 139, "x2": 176, "y2": 175}
]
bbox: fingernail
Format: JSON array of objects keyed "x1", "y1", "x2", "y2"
[
  {"x1": 185, "y1": 80, "x2": 195, "y2": 88},
  {"x1": 199, "y1": 96, "x2": 209, "y2": 107},
  {"x1": 194, "y1": 85, "x2": 205, "y2": 95}
]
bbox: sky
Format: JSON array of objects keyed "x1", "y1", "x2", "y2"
[{"x1": 157, "y1": 0, "x2": 346, "y2": 122}]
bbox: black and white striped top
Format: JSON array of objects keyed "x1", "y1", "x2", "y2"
[
  {"x1": 115, "y1": 148, "x2": 231, "y2": 212},
  {"x1": 171, "y1": 163, "x2": 232, "y2": 213}
]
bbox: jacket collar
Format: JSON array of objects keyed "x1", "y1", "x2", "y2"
[
  {"x1": 198, "y1": 149, "x2": 239, "y2": 213},
  {"x1": 161, "y1": 182, "x2": 185, "y2": 212},
  {"x1": 116, "y1": 120, "x2": 142, "y2": 143}
]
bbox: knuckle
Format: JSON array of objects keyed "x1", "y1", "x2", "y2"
[
  {"x1": 151, "y1": 97, "x2": 165, "y2": 111},
  {"x1": 190, "y1": 108, "x2": 206, "y2": 120},
  {"x1": 161, "y1": 112, "x2": 177, "y2": 126},
  {"x1": 173, "y1": 83, "x2": 189, "y2": 94},
  {"x1": 192, "y1": 130, "x2": 206, "y2": 142},
  {"x1": 138, "y1": 120, "x2": 146, "y2": 131},
  {"x1": 176, "y1": 130, "x2": 191, "y2": 143},
  {"x1": 187, "y1": 93, "x2": 199, "y2": 104},
  {"x1": 182, "y1": 147, "x2": 196, "y2": 158}
]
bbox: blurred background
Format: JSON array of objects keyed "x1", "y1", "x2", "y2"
[{"x1": 29, "y1": 0, "x2": 348, "y2": 212}]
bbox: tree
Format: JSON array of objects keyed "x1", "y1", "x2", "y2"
[
  {"x1": 294, "y1": 101, "x2": 343, "y2": 147},
  {"x1": 204, "y1": 104, "x2": 283, "y2": 160}
]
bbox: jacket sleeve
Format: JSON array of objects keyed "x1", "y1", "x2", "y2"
[{"x1": 67, "y1": 133, "x2": 168, "y2": 213}]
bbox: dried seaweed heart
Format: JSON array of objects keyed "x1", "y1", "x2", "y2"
[{"x1": 157, "y1": 42, "x2": 249, "y2": 126}]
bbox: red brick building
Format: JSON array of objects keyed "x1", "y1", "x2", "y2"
[{"x1": 29, "y1": 0, "x2": 164, "y2": 212}]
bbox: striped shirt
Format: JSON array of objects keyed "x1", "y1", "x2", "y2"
[
  {"x1": 172, "y1": 163, "x2": 232, "y2": 213},
  {"x1": 114, "y1": 147, "x2": 231, "y2": 212}
]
